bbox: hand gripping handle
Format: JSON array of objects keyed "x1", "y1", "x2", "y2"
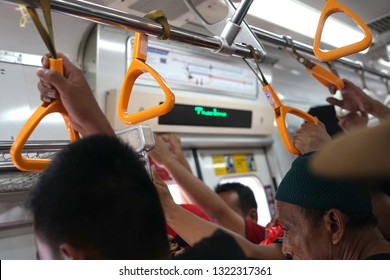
[{"x1": 10, "y1": 58, "x2": 80, "y2": 172}]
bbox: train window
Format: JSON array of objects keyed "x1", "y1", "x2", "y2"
[{"x1": 218, "y1": 175, "x2": 272, "y2": 227}]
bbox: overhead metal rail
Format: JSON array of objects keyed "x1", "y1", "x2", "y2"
[
  {"x1": 2, "y1": 0, "x2": 389, "y2": 79},
  {"x1": 251, "y1": 26, "x2": 389, "y2": 79}
]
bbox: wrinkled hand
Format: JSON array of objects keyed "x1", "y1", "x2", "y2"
[
  {"x1": 37, "y1": 53, "x2": 113, "y2": 137},
  {"x1": 337, "y1": 111, "x2": 368, "y2": 132},
  {"x1": 293, "y1": 120, "x2": 332, "y2": 154},
  {"x1": 326, "y1": 79, "x2": 374, "y2": 113}
]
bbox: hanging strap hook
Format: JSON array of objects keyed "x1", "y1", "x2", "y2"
[
  {"x1": 355, "y1": 61, "x2": 368, "y2": 90},
  {"x1": 144, "y1": 10, "x2": 171, "y2": 40},
  {"x1": 117, "y1": 10, "x2": 175, "y2": 125}
]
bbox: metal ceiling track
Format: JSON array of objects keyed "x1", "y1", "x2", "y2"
[{"x1": 2, "y1": 0, "x2": 389, "y2": 79}]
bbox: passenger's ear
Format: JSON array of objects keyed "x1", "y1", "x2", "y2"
[
  {"x1": 59, "y1": 243, "x2": 86, "y2": 260},
  {"x1": 246, "y1": 208, "x2": 258, "y2": 223},
  {"x1": 324, "y1": 209, "x2": 345, "y2": 245}
]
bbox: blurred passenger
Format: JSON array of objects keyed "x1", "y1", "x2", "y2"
[
  {"x1": 27, "y1": 135, "x2": 170, "y2": 259},
  {"x1": 149, "y1": 133, "x2": 266, "y2": 244},
  {"x1": 311, "y1": 88, "x2": 390, "y2": 177}
]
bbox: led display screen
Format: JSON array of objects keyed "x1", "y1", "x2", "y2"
[{"x1": 158, "y1": 104, "x2": 252, "y2": 128}]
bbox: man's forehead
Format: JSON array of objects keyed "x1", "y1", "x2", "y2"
[{"x1": 275, "y1": 201, "x2": 301, "y2": 223}]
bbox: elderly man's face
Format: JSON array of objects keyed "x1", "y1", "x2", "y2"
[{"x1": 275, "y1": 201, "x2": 333, "y2": 259}]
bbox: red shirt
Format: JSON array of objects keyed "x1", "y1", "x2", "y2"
[{"x1": 245, "y1": 219, "x2": 266, "y2": 244}]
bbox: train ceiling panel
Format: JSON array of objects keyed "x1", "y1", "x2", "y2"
[
  {"x1": 90, "y1": 0, "x2": 228, "y2": 28},
  {"x1": 86, "y1": 0, "x2": 390, "y2": 72}
]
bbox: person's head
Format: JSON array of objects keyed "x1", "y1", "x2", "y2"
[
  {"x1": 275, "y1": 153, "x2": 376, "y2": 260},
  {"x1": 26, "y1": 135, "x2": 170, "y2": 260},
  {"x1": 311, "y1": 117, "x2": 390, "y2": 243},
  {"x1": 215, "y1": 182, "x2": 258, "y2": 222}
]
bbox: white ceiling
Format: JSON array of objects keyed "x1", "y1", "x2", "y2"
[
  {"x1": 89, "y1": 0, "x2": 389, "y2": 101},
  {"x1": 297, "y1": 0, "x2": 389, "y2": 24}
]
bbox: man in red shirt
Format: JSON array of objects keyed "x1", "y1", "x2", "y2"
[{"x1": 149, "y1": 133, "x2": 265, "y2": 244}]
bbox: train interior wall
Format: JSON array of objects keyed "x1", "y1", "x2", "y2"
[{"x1": 0, "y1": 2, "x2": 389, "y2": 259}]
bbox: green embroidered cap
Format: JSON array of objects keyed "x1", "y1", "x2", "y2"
[{"x1": 275, "y1": 153, "x2": 372, "y2": 213}]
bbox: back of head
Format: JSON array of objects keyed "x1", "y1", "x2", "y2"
[
  {"x1": 215, "y1": 182, "x2": 257, "y2": 215},
  {"x1": 275, "y1": 153, "x2": 372, "y2": 215},
  {"x1": 26, "y1": 135, "x2": 169, "y2": 259}
]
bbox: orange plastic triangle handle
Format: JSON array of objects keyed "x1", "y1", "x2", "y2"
[
  {"x1": 10, "y1": 58, "x2": 80, "y2": 172},
  {"x1": 263, "y1": 85, "x2": 318, "y2": 155},
  {"x1": 313, "y1": 0, "x2": 372, "y2": 62},
  {"x1": 308, "y1": 61, "x2": 345, "y2": 89},
  {"x1": 118, "y1": 32, "x2": 175, "y2": 125},
  {"x1": 275, "y1": 106, "x2": 319, "y2": 155}
]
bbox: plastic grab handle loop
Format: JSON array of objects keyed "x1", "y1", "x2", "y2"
[
  {"x1": 10, "y1": 58, "x2": 80, "y2": 172},
  {"x1": 313, "y1": 0, "x2": 372, "y2": 62},
  {"x1": 118, "y1": 33, "x2": 175, "y2": 125},
  {"x1": 308, "y1": 62, "x2": 345, "y2": 89},
  {"x1": 276, "y1": 106, "x2": 318, "y2": 155},
  {"x1": 263, "y1": 85, "x2": 318, "y2": 155}
]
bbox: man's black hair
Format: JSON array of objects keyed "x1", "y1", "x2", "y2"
[
  {"x1": 26, "y1": 135, "x2": 170, "y2": 259},
  {"x1": 215, "y1": 182, "x2": 257, "y2": 215}
]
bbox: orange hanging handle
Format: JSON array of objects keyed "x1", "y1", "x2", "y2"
[
  {"x1": 313, "y1": 0, "x2": 372, "y2": 62},
  {"x1": 284, "y1": 37, "x2": 344, "y2": 89},
  {"x1": 118, "y1": 32, "x2": 175, "y2": 125},
  {"x1": 10, "y1": 58, "x2": 80, "y2": 172},
  {"x1": 308, "y1": 61, "x2": 345, "y2": 89},
  {"x1": 263, "y1": 84, "x2": 318, "y2": 155}
]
